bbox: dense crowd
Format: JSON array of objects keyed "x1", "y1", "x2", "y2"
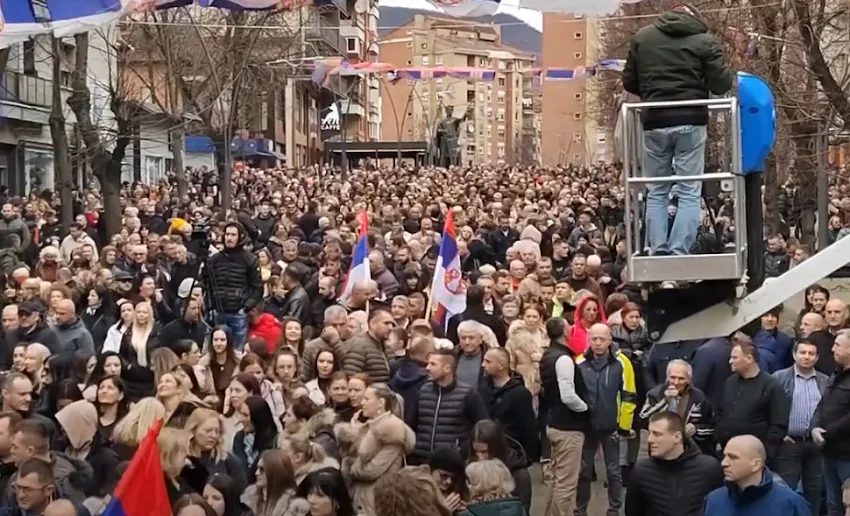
[{"x1": 0, "y1": 157, "x2": 846, "y2": 516}]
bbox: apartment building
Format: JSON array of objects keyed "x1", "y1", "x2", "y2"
[
  {"x1": 0, "y1": 33, "x2": 113, "y2": 194},
  {"x1": 379, "y1": 14, "x2": 538, "y2": 166},
  {"x1": 541, "y1": 13, "x2": 609, "y2": 166}
]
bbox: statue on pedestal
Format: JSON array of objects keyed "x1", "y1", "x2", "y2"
[{"x1": 435, "y1": 105, "x2": 473, "y2": 168}]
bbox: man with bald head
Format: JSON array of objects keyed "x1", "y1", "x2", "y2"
[
  {"x1": 704, "y1": 435, "x2": 809, "y2": 515},
  {"x1": 800, "y1": 312, "x2": 826, "y2": 338},
  {"x1": 807, "y1": 298, "x2": 849, "y2": 375},
  {"x1": 52, "y1": 299, "x2": 94, "y2": 355},
  {"x1": 574, "y1": 323, "x2": 638, "y2": 516},
  {"x1": 481, "y1": 347, "x2": 540, "y2": 467}
]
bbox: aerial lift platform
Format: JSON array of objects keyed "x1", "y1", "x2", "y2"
[{"x1": 621, "y1": 73, "x2": 850, "y2": 343}]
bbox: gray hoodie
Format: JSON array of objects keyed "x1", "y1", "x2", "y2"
[{"x1": 55, "y1": 318, "x2": 95, "y2": 355}]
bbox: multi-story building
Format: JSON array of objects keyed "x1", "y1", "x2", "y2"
[
  {"x1": 379, "y1": 14, "x2": 537, "y2": 166},
  {"x1": 0, "y1": 33, "x2": 113, "y2": 194},
  {"x1": 541, "y1": 13, "x2": 609, "y2": 166}
]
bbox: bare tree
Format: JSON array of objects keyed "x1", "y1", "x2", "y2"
[
  {"x1": 121, "y1": 8, "x2": 299, "y2": 206},
  {"x1": 67, "y1": 32, "x2": 136, "y2": 238},
  {"x1": 49, "y1": 36, "x2": 73, "y2": 229}
]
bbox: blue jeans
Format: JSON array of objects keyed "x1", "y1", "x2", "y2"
[
  {"x1": 643, "y1": 125, "x2": 707, "y2": 255},
  {"x1": 216, "y1": 311, "x2": 248, "y2": 352},
  {"x1": 823, "y1": 456, "x2": 850, "y2": 515}
]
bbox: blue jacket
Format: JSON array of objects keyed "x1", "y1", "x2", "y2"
[
  {"x1": 754, "y1": 329, "x2": 794, "y2": 374},
  {"x1": 703, "y1": 470, "x2": 810, "y2": 516},
  {"x1": 691, "y1": 338, "x2": 733, "y2": 411}
]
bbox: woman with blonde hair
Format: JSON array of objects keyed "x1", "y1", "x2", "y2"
[
  {"x1": 336, "y1": 384, "x2": 415, "y2": 516},
  {"x1": 159, "y1": 427, "x2": 207, "y2": 504},
  {"x1": 119, "y1": 300, "x2": 159, "y2": 400},
  {"x1": 185, "y1": 408, "x2": 248, "y2": 491},
  {"x1": 112, "y1": 397, "x2": 166, "y2": 460},
  {"x1": 373, "y1": 466, "x2": 452, "y2": 516},
  {"x1": 279, "y1": 431, "x2": 340, "y2": 484},
  {"x1": 461, "y1": 460, "x2": 526, "y2": 516}
]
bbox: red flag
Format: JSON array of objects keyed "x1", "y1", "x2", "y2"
[{"x1": 102, "y1": 419, "x2": 170, "y2": 516}]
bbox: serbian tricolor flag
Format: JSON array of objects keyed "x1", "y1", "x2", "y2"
[
  {"x1": 430, "y1": 211, "x2": 466, "y2": 327},
  {"x1": 102, "y1": 419, "x2": 169, "y2": 516},
  {"x1": 338, "y1": 211, "x2": 371, "y2": 306}
]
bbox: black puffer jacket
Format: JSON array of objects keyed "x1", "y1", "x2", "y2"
[
  {"x1": 625, "y1": 438, "x2": 723, "y2": 516},
  {"x1": 410, "y1": 380, "x2": 488, "y2": 463},
  {"x1": 207, "y1": 226, "x2": 263, "y2": 314}
]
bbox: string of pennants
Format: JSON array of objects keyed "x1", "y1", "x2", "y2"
[{"x1": 325, "y1": 59, "x2": 627, "y2": 83}]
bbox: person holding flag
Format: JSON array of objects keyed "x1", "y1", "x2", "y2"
[
  {"x1": 427, "y1": 210, "x2": 467, "y2": 331},
  {"x1": 102, "y1": 419, "x2": 170, "y2": 516},
  {"x1": 338, "y1": 210, "x2": 371, "y2": 309}
]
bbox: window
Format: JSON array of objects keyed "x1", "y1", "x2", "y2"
[
  {"x1": 574, "y1": 32, "x2": 583, "y2": 39},
  {"x1": 436, "y1": 55, "x2": 443, "y2": 65},
  {"x1": 573, "y1": 153, "x2": 582, "y2": 160},
  {"x1": 572, "y1": 133, "x2": 582, "y2": 142},
  {"x1": 23, "y1": 41, "x2": 36, "y2": 75},
  {"x1": 574, "y1": 52, "x2": 583, "y2": 60},
  {"x1": 406, "y1": 42, "x2": 413, "y2": 48},
  {"x1": 498, "y1": 77, "x2": 506, "y2": 87},
  {"x1": 347, "y1": 38, "x2": 356, "y2": 52},
  {"x1": 422, "y1": 56, "x2": 430, "y2": 65},
  {"x1": 406, "y1": 60, "x2": 412, "y2": 65},
  {"x1": 144, "y1": 156, "x2": 163, "y2": 183},
  {"x1": 497, "y1": 128, "x2": 505, "y2": 138},
  {"x1": 574, "y1": 113, "x2": 583, "y2": 120},
  {"x1": 574, "y1": 92, "x2": 583, "y2": 100},
  {"x1": 597, "y1": 134, "x2": 607, "y2": 144},
  {"x1": 574, "y1": 13, "x2": 584, "y2": 18},
  {"x1": 436, "y1": 78, "x2": 443, "y2": 83},
  {"x1": 497, "y1": 93, "x2": 505, "y2": 104},
  {"x1": 421, "y1": 42, "x2": 428, "y2": 49}
]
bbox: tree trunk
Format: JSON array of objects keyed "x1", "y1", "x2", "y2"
[
  {"x1": 67, "y1": 33, "x2": 131, "y2": 239},
  {"x1": 170, "y1": 124, "x2": 187, "y2": 199},
  {"x1": 49, "y1": 37, "x2": 73, "y2": 231},
  {"x1": 793, "y1": 127, "x2": 819, "y2": 247}
]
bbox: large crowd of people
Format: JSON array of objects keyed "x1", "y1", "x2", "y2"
[{"x1": 0, "y1": 156, "x2": 845, "y2": 516}]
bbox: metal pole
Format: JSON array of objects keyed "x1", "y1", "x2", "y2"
[{"x1": 817, "y1": 122, "x2": 830, "y2": 251}]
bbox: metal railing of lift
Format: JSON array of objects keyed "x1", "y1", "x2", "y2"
[{"x1": 620, "y1": 96, "x2": 745, "y2": 264}]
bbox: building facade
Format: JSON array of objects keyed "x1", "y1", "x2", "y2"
[
  {"x1": 0, "y1": 32, "x2": 114, "y2": 195},
  {"x1": 379, "y1": 15, "x2": 539, "y2": 166},
  {"x1": 541, "y1": 13, "x2": 609, "y2": 166}
]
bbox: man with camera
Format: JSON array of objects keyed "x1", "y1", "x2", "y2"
[{"x1": 207, "y1": 222, "x2": 263, "y2": 351}]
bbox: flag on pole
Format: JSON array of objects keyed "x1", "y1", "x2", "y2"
[
  {"x1": 430, "y1": 210, "x2": 466, "y2": 327},
  {"x1": 338, "y1": 211, "x2": 371, "y2": 306},
  {"x1": 102, "y1": 419, "x2": 169, "y2": 516}
]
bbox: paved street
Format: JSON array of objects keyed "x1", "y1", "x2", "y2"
[{"x1": 529, "y1": 432, "x2": 649, "y2": 516}]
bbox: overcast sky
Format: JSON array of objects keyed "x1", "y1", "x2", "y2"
[{"x1": 379, "y1": 0, "x2": 544, "y2": 31}]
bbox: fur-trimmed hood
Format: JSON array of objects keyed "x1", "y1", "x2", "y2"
[
  {"x1": 241, "y1": 485, "x2": 310, "y2": 516},
  {"x1": 294, "y1": 455, "x2": 341, "y2": 485},
  {"x1": 305, "y1": 408, "x2": 338, "y2": 437},
  {"x1": 336, "y1": 412, "x2": 415, "y2": 453}
]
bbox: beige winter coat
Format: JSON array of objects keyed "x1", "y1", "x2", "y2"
[
  {"x1": 336, "y1": 412, "x2": 416, "y2": 516},
  {"x1": 241, "y1": 485, "x2": 309, "y2": 516}
]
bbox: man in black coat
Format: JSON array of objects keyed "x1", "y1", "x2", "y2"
[
  {"x1": 479, "y1": 347, "x2": 539, "y2": 463},
  {"x1": 626, "y1": 412, "x2": 723, "y2": 516},
  {"x1": 279, "y1": 266, "x2": 312, "y2": 329},
  {"x1": 446, "y1": 285, "x2": 505, "y2": 346},
  {"x1": 207, "y1": 222, "x2": 263, "y2": 351}
]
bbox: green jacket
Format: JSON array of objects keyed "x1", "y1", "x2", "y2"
[{"x1": 622, "y1": 11, "x2": 733, "y2": 129}]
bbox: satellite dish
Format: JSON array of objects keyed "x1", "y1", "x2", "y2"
[{"x1": 354, "y1": 0, "x2": 367, "y2": 14}]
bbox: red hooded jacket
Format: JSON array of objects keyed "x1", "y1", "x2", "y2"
[
  {"x1": 248, "y1": 313, "x2": 282, "y2": 352},
  {"x1": 567, "y1": 295, "x2": 607, "y2": 356}
]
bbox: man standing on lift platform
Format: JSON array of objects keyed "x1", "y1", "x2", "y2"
[{"x1": 622, "y1": 4, "x2": 733, "y2": 257}]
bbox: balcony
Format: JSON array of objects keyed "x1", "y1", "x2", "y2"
[
  {"x1": 0, "y1": 71, "x2": 53, "y2": 125},
  {"x1": 339, "y1": 98, "x2": 365, "y2": 118},
  {"x1": 315, "y1": 0, "x2": 348, "y2": 16},
  {"x1": 304, "y1": 15, "x2": 345, "y2": 56}
]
